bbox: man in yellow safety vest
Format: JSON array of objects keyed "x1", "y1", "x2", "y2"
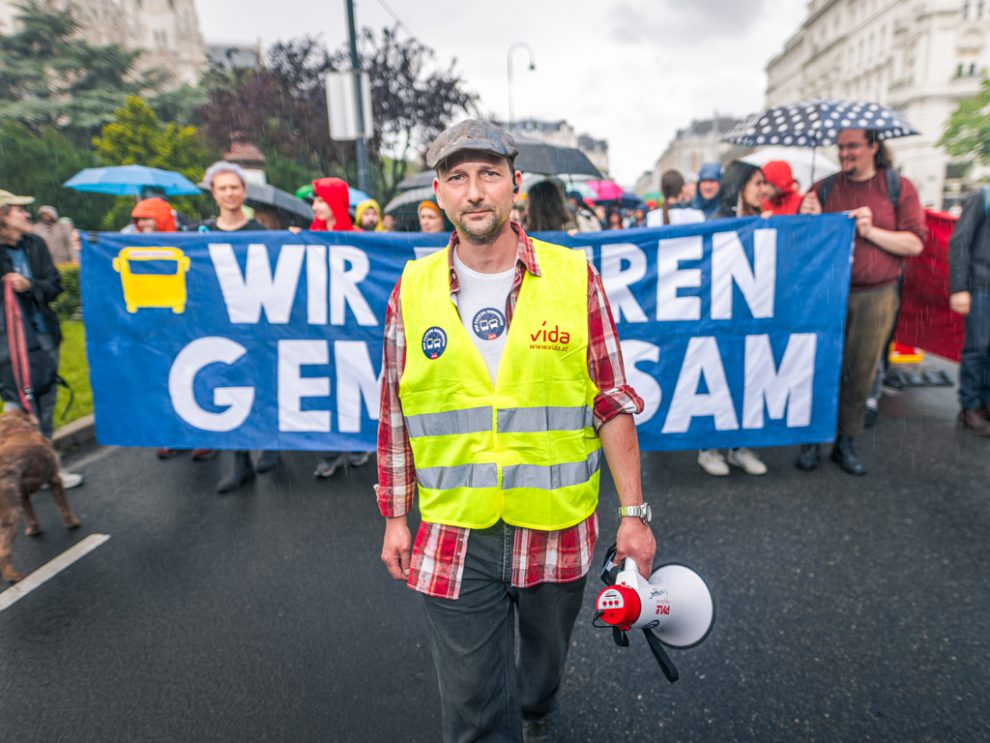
[{"x1": 376, "y1": 119, "x2": 656, "y2": 743}]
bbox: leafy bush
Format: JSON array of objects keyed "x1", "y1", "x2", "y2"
[{"x1": 53, "y1": 263, "x2": 81, "y2": 321}]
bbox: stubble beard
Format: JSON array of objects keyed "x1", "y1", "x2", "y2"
[{"x1": 456, "y1": 209, "x2": 506, "y2": 245}]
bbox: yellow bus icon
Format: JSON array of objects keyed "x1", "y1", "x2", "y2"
[{"x1": 112, "y1": 247, "x2": 191, "y2": 314}]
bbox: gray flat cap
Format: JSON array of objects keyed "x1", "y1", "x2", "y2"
[{"x1": 426, "y1": 119, "x2": 519, "y2": 170}]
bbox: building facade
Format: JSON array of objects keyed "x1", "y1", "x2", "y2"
[
  {"x1": 635, "y1": 116, "x2": 745, "y2": 197},
  {"x1": 0, "y1": 0, "x2": 207, "y2": 87},
  {"x1": 765, "y1": 0, "x2": 990, "y2": 209}
]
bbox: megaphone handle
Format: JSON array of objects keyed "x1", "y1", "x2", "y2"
[{"x1": 642, "y1": 629, "x2": 679, "y2": 683}]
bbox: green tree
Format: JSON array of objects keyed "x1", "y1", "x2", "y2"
[
  {"x1": 198, "y1": 29, "x2": 477, "y2": 205},
  {"x1": 0, "y1": 0, "x2": 154, "y2": 136},
  {"x1": 940, "y1": 79, "x2": 990, "y2": 164},
  {"x1": 91, "y1": 97, "x2": 213, "y2": 228},
  {"x1": 0, "y1": 120, "x2": 109, "y2": 229}
]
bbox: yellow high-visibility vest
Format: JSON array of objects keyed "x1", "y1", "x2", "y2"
[{"x1": 399, "y1": 239, "x2": 601, "y2": 531}]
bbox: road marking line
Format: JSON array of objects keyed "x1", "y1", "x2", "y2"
[{"x1": 0, "y1": 533, "x2": 110, "y2": 612}]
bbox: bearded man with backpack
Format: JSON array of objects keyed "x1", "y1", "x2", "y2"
[
  {"x1": 795, "y1": 129, "x2": 926, "y2": 475},
  {"x1": 0, "y1": 189, "x2": 83, "y2": 489}
]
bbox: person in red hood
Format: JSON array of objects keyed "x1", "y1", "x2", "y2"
[
  {"x1": 310, "y1": 177, "x2": 353, "y2": 231},
  {"x1": 131, "y1": 198, "x2": 177, "y2": 232},
  {"x1": 308, "y1": 176, "x2": 371, "y2": 479},
  {"x1": 761, "y1": 160, "x2": 803, "y2": 216}
]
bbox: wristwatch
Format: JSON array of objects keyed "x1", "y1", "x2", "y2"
[{"x1": 618, "y1": 503, "x2": 651, "y2": 524}]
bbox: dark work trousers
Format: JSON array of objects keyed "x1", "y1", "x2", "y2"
[
  {"x1": 839, "y1": 284, "x2": 900, "y2": 437},
  {"x1": 1, "y1": 334, "x2": 59, "y2": 439},
  {"x1": 420, "y1": 521, "x2": 587, "y2": 743},
  {"x1": 959, "y1": 290, "x2": 990, "y2": 409}
]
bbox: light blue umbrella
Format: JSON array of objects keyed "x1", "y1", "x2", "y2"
[
  {"x1": 348, "y1": 188, "x2": 371, "y2": 207},
  {"x1": 64, "y1": 165, "x2": 201, "y2": 197}
]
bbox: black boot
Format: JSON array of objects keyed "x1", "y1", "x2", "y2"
[
  {"x1": 217, "y1": 450, "x2": 255, "y2": 493},
  {"x1": 795, "y1": 443, "x2": 820, "y2": 471},
  {"x1": 831, "y1": 435, "x2": 866, "y2": 476},
  {"x1": 254, "y1": 450, "x2": 281, "y2": 473}
]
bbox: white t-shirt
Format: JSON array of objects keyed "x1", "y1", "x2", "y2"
[
  {"x1": 452, "y1": 249, "x2": 515, "y2": 383},
  {"x1": 645, "y1": 206, "x2": 706, "y2": 227}
]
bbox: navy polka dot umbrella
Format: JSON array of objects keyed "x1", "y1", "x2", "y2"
[
  {"x1": 722, "y1": 99, "x2": 918, "y2": 184},
  {"x1": 722, "y1": 99, "x2": 918, "y2": 148}
]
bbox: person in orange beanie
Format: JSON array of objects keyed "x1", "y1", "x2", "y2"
[{"x1": 761, "y1": 160, "x2": 803, "y2": 216}]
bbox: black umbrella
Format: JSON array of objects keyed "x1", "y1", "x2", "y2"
[
  {"x1": 515, "y1": 137, "x2": 602, "y2": 178},
  {"x1": 383, "y1": 186, "x2": 447, "y2": 232},
  {"x1": 722, "y1": 99, "x2": 918, "y2": 148},
  {"x1": 396, "y1": 171, "x2": 435, "y2": 191},
  {"x1": 245, "y1": 183, "x2": 314, "y2": 222},
  {"x1": 397, "y1": 137, "x2": 602, "y2": 190}
]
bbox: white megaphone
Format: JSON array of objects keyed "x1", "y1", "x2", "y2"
[{"x1": 593, "y1": 545, "x2": 715, "y2": 683}]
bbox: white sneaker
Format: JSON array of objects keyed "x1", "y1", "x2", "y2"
[
  {"x1": 313, "y1": 452, "x2": 348, "y2": 479},
  {"x1": 727, "y1": 447, "x2": 767, "y2": 476},
  {"x1": 697, "y1": 449, "x2": 729, "y2": 476},
  {"x1": 59, "y1": 471, "x2": 84, "y2": 489},
  {"x1": 348, "y1": 451, "x2": 372, "y2": 467}
]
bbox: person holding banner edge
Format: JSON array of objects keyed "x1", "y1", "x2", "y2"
[
  {"x1": 196, "y1": 161, "x2": 279, "y2": 493},
  {"x1": 376, "y1": 119, "x2": 655, "y2": 743},
  {"x1": 797, "y1": 128, "x2": 925, "y2": 474},
  {"x1": 696, "y1": 161, "x2": 770, "y2": 478},
  {"x1": 0, "y1": 190, "x2": 83, "y2": 488}
]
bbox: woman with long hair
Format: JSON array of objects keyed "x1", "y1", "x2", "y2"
[
  {"x1": 697, "y1": 161, "x2": 771, "y2": 479},
  {"x1": 716, "y1": 161, "x2": 768, "y2": 219},
  {"x1": 660, "y1": 169, "x2": 686, "y2": 225},
  {"x1": 526, "y1": 180, "x2": 575, "y2": 232}
]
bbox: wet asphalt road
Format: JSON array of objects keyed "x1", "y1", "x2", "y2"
[{"x1": 1, "y1": 378, "x2": 988, "y2": 742}]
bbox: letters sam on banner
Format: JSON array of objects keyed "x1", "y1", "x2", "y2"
[{"x1": 81, "y1": 214, "x2": 855, "y2": 452}]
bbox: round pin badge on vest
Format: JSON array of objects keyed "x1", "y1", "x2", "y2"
[
  {"x1": 472, "y1": 308, "x2": 506, "y2": 341},
  {"x1": 422, "y1": 326, "x2": 447, "y2": 359}
]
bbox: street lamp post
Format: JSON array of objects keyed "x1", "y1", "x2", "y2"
[{"x1": 506, "y1": 42, "x2": 535, "y2": 130}]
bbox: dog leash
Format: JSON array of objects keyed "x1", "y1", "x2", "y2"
[{"x1": 3, "y1": 275, "x2": 36, "y2": 414}]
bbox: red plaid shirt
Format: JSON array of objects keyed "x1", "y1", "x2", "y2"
[{"x1": 375, "y1": 224, "x2": 643, "y2": 599}]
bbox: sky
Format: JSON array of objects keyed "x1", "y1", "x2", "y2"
[{"x1": 195, "y1": 0, "x2": 809, "y2": 186}]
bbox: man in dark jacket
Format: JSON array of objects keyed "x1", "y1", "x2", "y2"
[
  {"x1": 0, "y1": 189, "x2": 83, "y2": 488},
  {"x1": 949, "y1": 188, "x2": 990, "y2": 436}
]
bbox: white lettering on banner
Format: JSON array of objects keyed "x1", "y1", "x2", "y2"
[
  {"x1": 330, "y1": 246, "x2": 377, "y2": 326},
  {"x1": 600, "y1": 244, "x2": 648, "y2": 323},
  {"x1": 306, "y1": 245, "x2": 328, "y2": 325},
  {"x1": 711, "y1": 229, "x2": 776, "y2": 320},
  {"x1": 743, "y1": 333, "x2": 816, "y2": 428},
  {"x1": 656, "y1": 236, "x2": 702, "y2": 321},
  {"x1": 662, "y1": 336, "x2": 739, "y2": 433},
  {"x1": 278, "y1": 340, "x2": 331, "y2": 432},
  {"x1": 334, "y1": 341, "x2": 382, "y2": 432},
  {"x1": 621, "y1": 340, "x2": 661, "y2": 423},
  {"x1": 169, "y1": 337, "x2": 255, "y2": 431},
  {"x1": 209, "y1": 243, "x2": 304, "y2": 323}
]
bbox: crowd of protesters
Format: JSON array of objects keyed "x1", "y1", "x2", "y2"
[{"x1": 1, "y1": 121, "x2": 986, "y2": 504}]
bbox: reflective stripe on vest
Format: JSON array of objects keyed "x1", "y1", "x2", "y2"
[
  {"x1": 501, "y1": 450, "x2": 601, "y2": 491},
  {"x1": 406, "y1": 406, "x2": 493, "y2": 437},
  {"x1": 417, "y1": 462, "x2": 499, "y2": 490},
  {"x1": 497, "y1": 405, "x2": 594, "y2": 434}
]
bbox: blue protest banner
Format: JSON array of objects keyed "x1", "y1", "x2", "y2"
[{"x1": 81, "y1": 214, "x2": 854, "y2": 451}]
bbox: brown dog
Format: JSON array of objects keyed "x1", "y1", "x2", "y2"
[{"x1": 0, "y1": 408, "x2": 80, "y2": 583}]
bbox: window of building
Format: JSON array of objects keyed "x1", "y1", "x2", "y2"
[
  {"x1": 963, "y1": 0, "x2": 970, "y2": 19},
  {"x1": 979, "y1": 0, "x2": 986, "y2": 19}
]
